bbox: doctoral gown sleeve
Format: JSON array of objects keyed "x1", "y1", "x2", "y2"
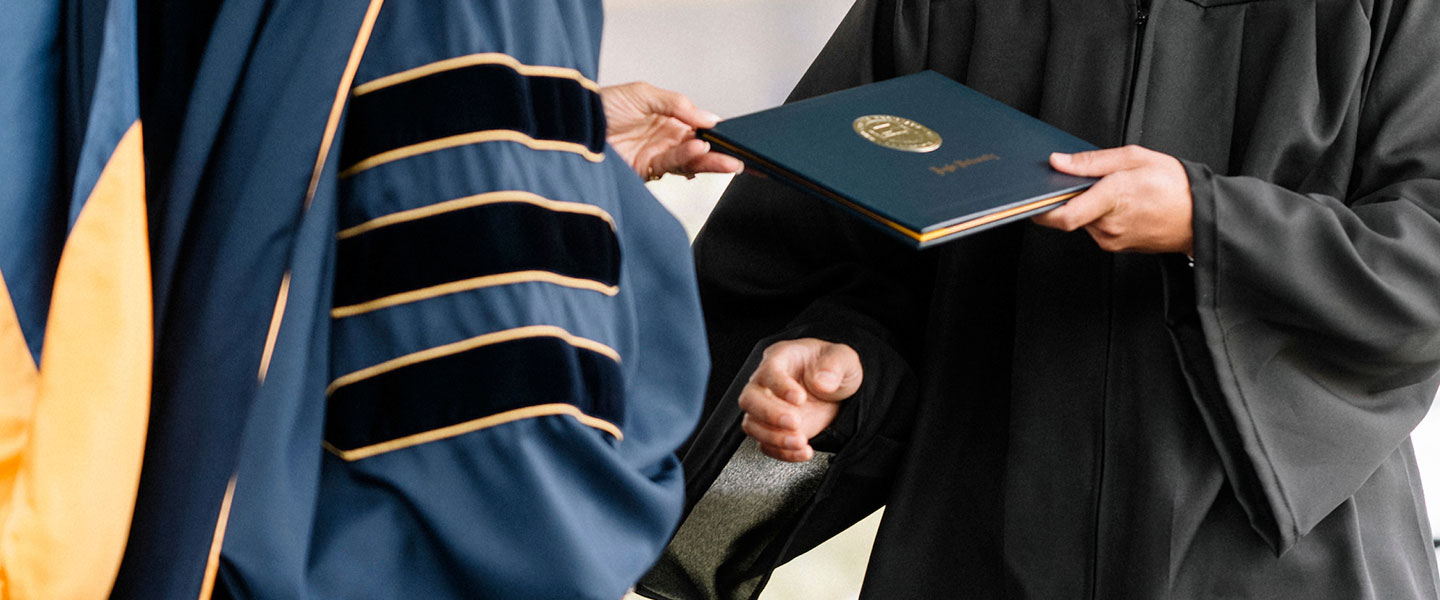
[
  {"x1": 300, "y1": 3, "x2": 706, "y2": 598},
  {"x1": 1173, "y1": 0, "x2": 1440, "y2": 555}
]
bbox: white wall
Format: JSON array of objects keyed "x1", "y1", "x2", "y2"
[
  {"x1": 599, "y1": 0, "x2": 854, "y2": 238},
  {"x1": 600, "y1": 0, "x2": 853, "y2": 119}
]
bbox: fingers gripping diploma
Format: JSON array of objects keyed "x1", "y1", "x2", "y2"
[
  {"x1": 738, "y1": 339, "x2": 864, "y2": 462},
  {"x1": 600, "y1": 81, "x2": 744, "y2": 181},
  {"x1": 1032, "y1": 145, "x2": 1195, "y2": 256}
]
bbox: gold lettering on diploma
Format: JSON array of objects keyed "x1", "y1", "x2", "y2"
[
  {"x1": 853, "y1": 115, "x2": 942, "y2": 153},
  {"x1": 929, "y1": 153, "x2": 999, "y2": 176}
]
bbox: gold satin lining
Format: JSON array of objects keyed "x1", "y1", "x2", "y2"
[
  {"x1": 1, "y1": 122, "x2": 151, "y2": 600},
  {"x1": 0, "y1": 274, "x2": 40, "y2": 499}
]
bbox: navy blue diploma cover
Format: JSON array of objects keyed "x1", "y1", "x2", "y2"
[{"x1": 699, "y1": 71, "x2": 1098, "y2": 248}]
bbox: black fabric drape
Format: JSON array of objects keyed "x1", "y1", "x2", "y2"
[{"x1": 653, "y1": 0, "x2": 1440, "y2": 598}]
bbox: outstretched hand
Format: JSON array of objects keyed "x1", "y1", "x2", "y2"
[
  {"x1": 738, "y1": 338, "x2": 863, "y2": 462},
  {"x1": 601, "y1": 81, "x2": 744, "y2": 181},
  {"x1": 1033, "y1": 145, "x2": 1194, "y2": 256}
]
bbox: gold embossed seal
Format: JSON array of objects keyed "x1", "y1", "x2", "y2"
[{"x1": 852, "y1": 114, "x2": 942, "y2": 153}]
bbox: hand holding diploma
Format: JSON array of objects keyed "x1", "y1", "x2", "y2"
[
  {"x1": 1034, "y1": 145, "x2": 1194, "y2": 256},
  {"x1": 601, "y1": 81, "x2": 744, "y2": 181}
]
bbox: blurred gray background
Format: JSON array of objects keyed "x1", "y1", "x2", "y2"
[{"x1": 598, "y1": 2, "x2": 1440, "y2": 598}]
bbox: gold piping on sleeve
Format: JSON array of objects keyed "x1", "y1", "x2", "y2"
[
  {"x1": 304, "y1": 0, "x2": 386, "y2": 210},
  {"x1": 197, "y1": 474, "x2": 238, "y2": 600},
  {"x1": 351, "y1": 52, "x2": 601, "y2": 96},
  {"x1": 326, "y1": 325, "x2": 620, "y2": 396},
  {"x1": 336, "y1": 190, "x2": 615, "y2": 240},
  {"x1": 331, "y1": 271, "x2": 618, "y2": 319},
  {"x1": 322, "y1": 403, "x2": 622, "y2": 461},
  {"x1": 256, "y1": 271, "x2": 291, "y2": 383},
  {"x1": 257, "y1": 0, "x2": 385, "y2": 383},
  {"x1": 340, "y1": 130, "x2": 605, "y2": 178}
]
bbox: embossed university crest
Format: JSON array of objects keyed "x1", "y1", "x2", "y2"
[{"x1": 852, "y1": 114, "x2": 942, "y2": 153}]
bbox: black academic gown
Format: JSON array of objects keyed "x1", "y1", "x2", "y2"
[{"x1": 653, "y1": 0, "x2": 1440, "y2": 598}]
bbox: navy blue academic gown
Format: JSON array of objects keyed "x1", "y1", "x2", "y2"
[{"x1": 112, "y1": 2, "x2": 707, "y2": 598}]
